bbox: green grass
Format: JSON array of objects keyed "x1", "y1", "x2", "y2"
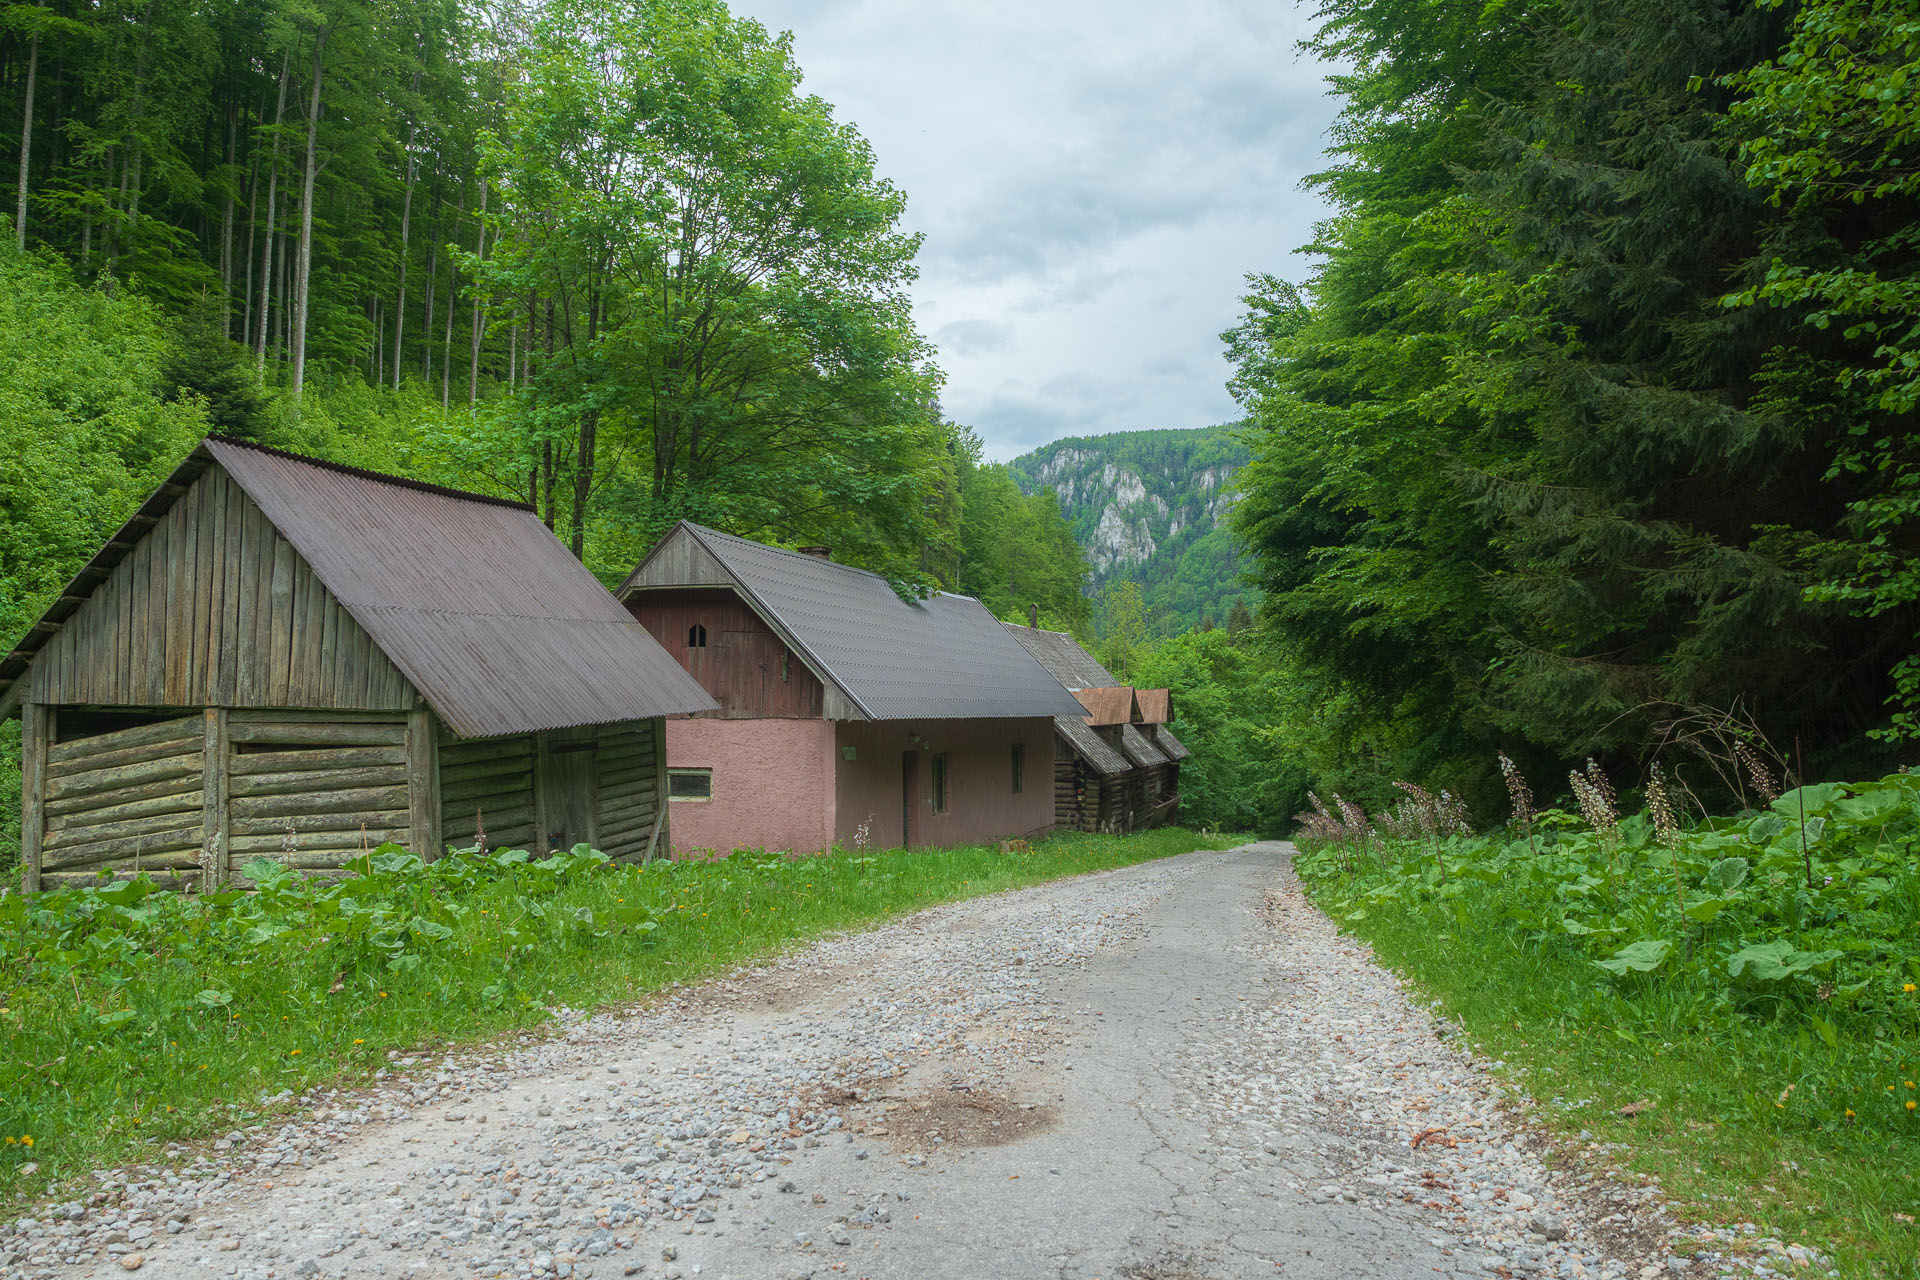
[
  {"x1": 1295, "y1": 778, "x2": 1920, "y2": 1279},
  {"x1": 0, "y1": 827, "x2": 1238, "y2": 1212}
]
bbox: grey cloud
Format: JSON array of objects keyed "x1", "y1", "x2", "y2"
[{"x1": 935, "y1": 318, "x2": 1014, "y2": 356}]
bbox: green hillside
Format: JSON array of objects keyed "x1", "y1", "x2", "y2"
[{"x1": 1007, "y1": 425, "x2": 1251, "y2": 633}]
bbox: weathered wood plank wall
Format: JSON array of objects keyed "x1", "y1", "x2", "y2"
[
  {"x1": 439, "y1": 732, "x2": 537, "y2": 854},
  {"x1": 593, "y1": 719, "x2": 661, "y2": 861},
  {"x1": 629, "y1": 589, "x2": 825, "y2": 720},
  {"x1": 32, "y1": 468, "x2": 413, "y2": 711}
]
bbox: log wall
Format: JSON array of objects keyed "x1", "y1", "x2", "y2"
[
  {"x1": 30, "y1": 467, "x2": 413, "y2": 712},
  {"x1": 439, "y1": 731, "x2": 537, "y2": 854},
  {"x1": 593, "y1": 718, "x2": 664, "y2": 861},
  {"x1": 37, "y1": 713, "x2": 206, "y2": 888}
]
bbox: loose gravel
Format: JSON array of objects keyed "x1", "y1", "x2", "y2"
[{"x1": 0, "y1": 846, "x2": 1827, "y2": 1280}]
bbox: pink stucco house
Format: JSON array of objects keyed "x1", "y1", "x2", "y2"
[{"x1": 617, "y1": 523, "x2": 1089, "y2": 855}]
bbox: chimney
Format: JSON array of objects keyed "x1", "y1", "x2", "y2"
[
  {"x1": 798, "y1": 545, "x2": 831, "y2": 560},
  {"x1": 1028, "y1": 603, "x2": 1039, "y2": 629}
]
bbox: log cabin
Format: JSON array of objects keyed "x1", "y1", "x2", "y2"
[
  {"x1": 1001, "y1": 621, "x2": 1188, "y2": 832},
  {"x1": 617, "y1": 523, "x2": 1089, "y2": 854},
  {"x1": 0, "y1": 437, "x2": 716, "y2": 890}
]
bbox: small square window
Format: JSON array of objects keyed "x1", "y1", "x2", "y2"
[
  {"x1": 1011, "y1": 742, "x2": 1025, "y2": 794},
  {"x1": 668, "y1": 768, "x2": 712, "y2": 801},
  {"x1": 931, "y1": 752, "x2": 950, "y2": 814}
]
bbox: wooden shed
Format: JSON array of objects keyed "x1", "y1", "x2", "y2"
[
  {"x1": 1002, "y1": 622, "x2": 1188, "y2": 833},
  {"x1": 0, "y1": 438, "x2": 716, "y2": 890}
]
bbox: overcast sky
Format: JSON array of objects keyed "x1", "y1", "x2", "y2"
[{"x1": 734, "y1": 0, "x2": 1341, "y2": 461}]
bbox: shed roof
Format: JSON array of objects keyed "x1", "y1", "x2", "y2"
[
  {"x1": 1134, "y1": 687, "x2": 1172, "y2": 724},
  {"x1": 618, "y1": 523, "x2": 1086, "y2": 722},
  {"x1": 0, "y1": 438, "x2": 715, "y2": 736},
  {"x1": 1002, "y1": 622, "x2": 1189, "y2": 773},
  {"x1": 1073, "y1": 686, "x2": 1136, "y2": 727}
]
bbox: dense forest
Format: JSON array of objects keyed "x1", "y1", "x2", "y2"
[
  {"x1": 0, "y1": 0, "x2": 1095, "y2": 867},
  {"x1": 1225, "y1": 0, "x2": 1920, "y2": 814},
  {"x1": 1008, "y1": 425, "x2": 1252, "y2": 634},
  {"x1": 3, "y1": 0, "x2": 1916, "y2": 854}
]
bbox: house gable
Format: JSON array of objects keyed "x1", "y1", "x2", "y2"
[
  {"x1": 627, "y1": 587, "x2": 827, "y2": 720},
  {"x1": 29, "y1": 464, "x2": 414, "y2": 712}
]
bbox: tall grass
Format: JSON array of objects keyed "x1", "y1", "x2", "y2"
[{"x1": 0, "y1": 827, "x2": 1235, "y2": 1210}]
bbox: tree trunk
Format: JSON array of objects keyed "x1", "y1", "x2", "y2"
[
  {"x1": 241, "y1": 146, "x2": 258, "y2": 346},
  {"x1": 543, "y1": 299, "x2": 556, "y2": 530},
  {"x1": 468, "y1": 179, "x2": 486, "y2": 404},
  {"x1": 571, "y1": 290, "x2": 602, "y2": 559},
  {"x1": 441, "y1": 250, "x2": 455, "y2": 409},
  {"x1": 256, "y1": 53, "x2": 290, "y2": 372},
  {"x1": 290, "y1": 26, "x2": 329, "y2": 401},
  {"x1": 422, "y1": 244, "x2": 436, "y2": 379},
  {"x1": 392, "y1": 148, "x2": 414, "y2": 389},
  {"x1": 219, "y1": 97, "x2": 237, "y2": 335},
  {"x1": 15, "y1": 28, "x2": 38, "y2": 252}
]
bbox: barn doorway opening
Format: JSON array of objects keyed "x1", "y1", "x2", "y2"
[{"x1": 901, "y1": 751, "x2": 919, "y2": 849}]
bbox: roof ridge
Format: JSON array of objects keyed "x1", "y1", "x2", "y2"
[
  {"x1": 206, "y1": 436, "x2": 535, "y2": 512},
  {"x1": 684, "y1": 521, "x2": 893, "y2": 587}
]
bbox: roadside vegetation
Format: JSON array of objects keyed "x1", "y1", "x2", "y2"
[
  {"x1": 1293, "y1": 760, "x2": 1920, "y2": 1277},
  {"x1": 0, "y1": 827, "x2": 1234, "y2": 1210}
]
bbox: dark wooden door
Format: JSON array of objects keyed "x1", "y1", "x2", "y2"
[
  {"x1": 901, "y1": 751, "x2": 918, "y2": 849},
  {"x1": 541, "y1": 741, "x2": 599, "y2": 853}
]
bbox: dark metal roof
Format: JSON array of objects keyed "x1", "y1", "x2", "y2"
[
  {"x1": 1058, "y1": 718, "x2": 1131, "y2": 775},
  {"x1": 1, "y1": 438, "x2": 716, "y2": 735},
  {"x1": 1119, "y1": 723, "x2": 1171, "y2": 769},
  {"x1": 621, "y1": 523, "x2": 1087, "y2": 722},
  {"x1": 1002, "y1": 623, "x2": 1190, "y2": 775},
  {"x1": 1000, "y1": 623, "x2": 1120, "y2": 691},
  {"x1": 1074, "y1": 686, "x2": 1135, "y2": 726}
]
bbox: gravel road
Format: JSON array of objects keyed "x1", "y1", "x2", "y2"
[{"x1": 3, "y1": 844, "x2": 1751, "y2": 1280}]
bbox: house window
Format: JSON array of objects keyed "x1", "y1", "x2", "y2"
[
  {"x1": 1011, "y1": 742, "x2": 1025, "y2": 794},
  {"x1": 931, "y1": 753, "x2": 950, "y2": 814},
  {"x1": 668, "y1": 768, "x2": 713, "y2": 801},
  {"x1": 688, "y1": 623, "x2": 708, "y2": 648}
]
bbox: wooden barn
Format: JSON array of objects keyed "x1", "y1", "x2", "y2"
[
  {"x1": 618, "y1": 523, "x2": 1090, "y2": 854},
  {"x1": 1003, "y1": 621, "x2": 1188, "y2": 833},
  {"x1": 0, "y1": 437, "x2": 716, "y2": 891}
]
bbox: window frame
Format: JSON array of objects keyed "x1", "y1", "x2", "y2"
[
  {"x1": 931, "y1": 752, "x2": 951, "y2": 814},
  {"x1": 1011, "y1": 741, "x2": 1025, "y2": 794},
  {"x1": 688, "y1": 623, "x2": 708, "y2": 649},
  {"x1": 667, "y1": 767, "x2": 714, "y2": 802}
]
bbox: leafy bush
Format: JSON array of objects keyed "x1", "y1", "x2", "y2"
[{"x1": 1296, "y1": 772, "x2": 1920, "y2": 1138}]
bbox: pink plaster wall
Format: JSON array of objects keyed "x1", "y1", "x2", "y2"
[
  {"x1": 834, "y1": 718, "x2": 1057, "y2": 849},
  {"x1": 664, "y1": 717, "x2": 836, "y2": 855}
]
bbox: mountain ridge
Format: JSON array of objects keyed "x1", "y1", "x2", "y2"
[{"x1": 1007, "y1": 424, "x2": 1252, "y2": 632}]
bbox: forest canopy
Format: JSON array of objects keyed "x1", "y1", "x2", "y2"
[{"x1": 1225, "y1": 0, "x2": 1920, "y2": 810}]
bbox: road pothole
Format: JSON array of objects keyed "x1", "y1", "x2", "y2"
[{"x1": 863, "y1": 1085, "x2": 1060, "y2": 1151}]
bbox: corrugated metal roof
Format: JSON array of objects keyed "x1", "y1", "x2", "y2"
[
  {"x1": 621, "y1": 523, "x2": 1087, "y2": 722},
  {"x1": 1058, "y1": 719, "x2": 1130, "y2": 775},
  {"x1": 1119, "y1": 723, "x2": 1171, "y2": 768},
  {"x1": 999, "y1": 623, "x2": 1120, "y2": 691},
  {"x1": 0, "y1": 438, "x2": 716, "y2": 735},
  {"x1": 207, "y1": 441, "x2": 715, "y2": 737},
  {"x1": 1074, "y1": 686, "x2": 1135, "y2": 726},
  {"x1": 1134, "y1": 688, "x2": 1172, "y2": 723},
  {"x1": 1149, "y1": 724, "x2": 1191, "y2": 761}
]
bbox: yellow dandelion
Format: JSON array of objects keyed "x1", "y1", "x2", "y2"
[
  {"x1": 290, "y1": 1049, "x2": 302, "y2": 1056},
  {"x1": 1906, "y1": 983, "x2": 1917, "y2": 993},
  {"x1": 23, "y1": 1135, "x2": 35, "y2": 1146},
  {"x1": 1844, "y1": 1109, "x2": 1856, "y2": 1121},
  {"x1": 1909, "y1": 1101, "x2": 1918, "y2": 1113},
  {"x1": 353, "y1": 1038, "x2": 365, "y2": 1045},
  {"x1": 378, "y1": 991, "x2": 388, "y2": 999}
]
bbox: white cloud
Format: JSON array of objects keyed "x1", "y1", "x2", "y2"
[{"x1": 737, "y1": 0, "x2": 1340, "y2": 460}]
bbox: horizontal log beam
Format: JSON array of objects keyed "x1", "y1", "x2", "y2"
[
  {"x1": 44, "y1": 753, "x2": 203, "y2": 803},
  {"x1": 47, "y1": 717, "x2": 200, "y2": 766},
  {"x1": 46, "y1": 789, "x2": 203, "y2": 835},
  {"x1": 228, "y1": 721, "x2": 406, "y2": 746},
  {"x1": 229, "y1": 829, "x2": 408, "y2": 856},
  {"x1": 229, "y1": 764, "x2": 407, "y2": 798},
  {"x1": 229, "y1": 784, "x2": 411, "y2": 821},
  {"x1": 229, "y1": 807, "x2": 409, "y2": 838},
  {"x1": 231, "y1": 745, "x2": 407, "y2": 776},
  {"x1": 42, "y1": 829, "x2": 202, "y2": 870}
]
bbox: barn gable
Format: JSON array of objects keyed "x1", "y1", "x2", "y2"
[{"x1": 25, "y1": 465, "x2": 414, "y2": 714}]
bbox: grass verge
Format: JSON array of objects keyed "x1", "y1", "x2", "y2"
[
  {"x1": 1293, "y1": 798, "x2": 1919, "y2": 1279},
  {"x1": 0, "y1": 826, "x2": 1239, "y2": 1212}
]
